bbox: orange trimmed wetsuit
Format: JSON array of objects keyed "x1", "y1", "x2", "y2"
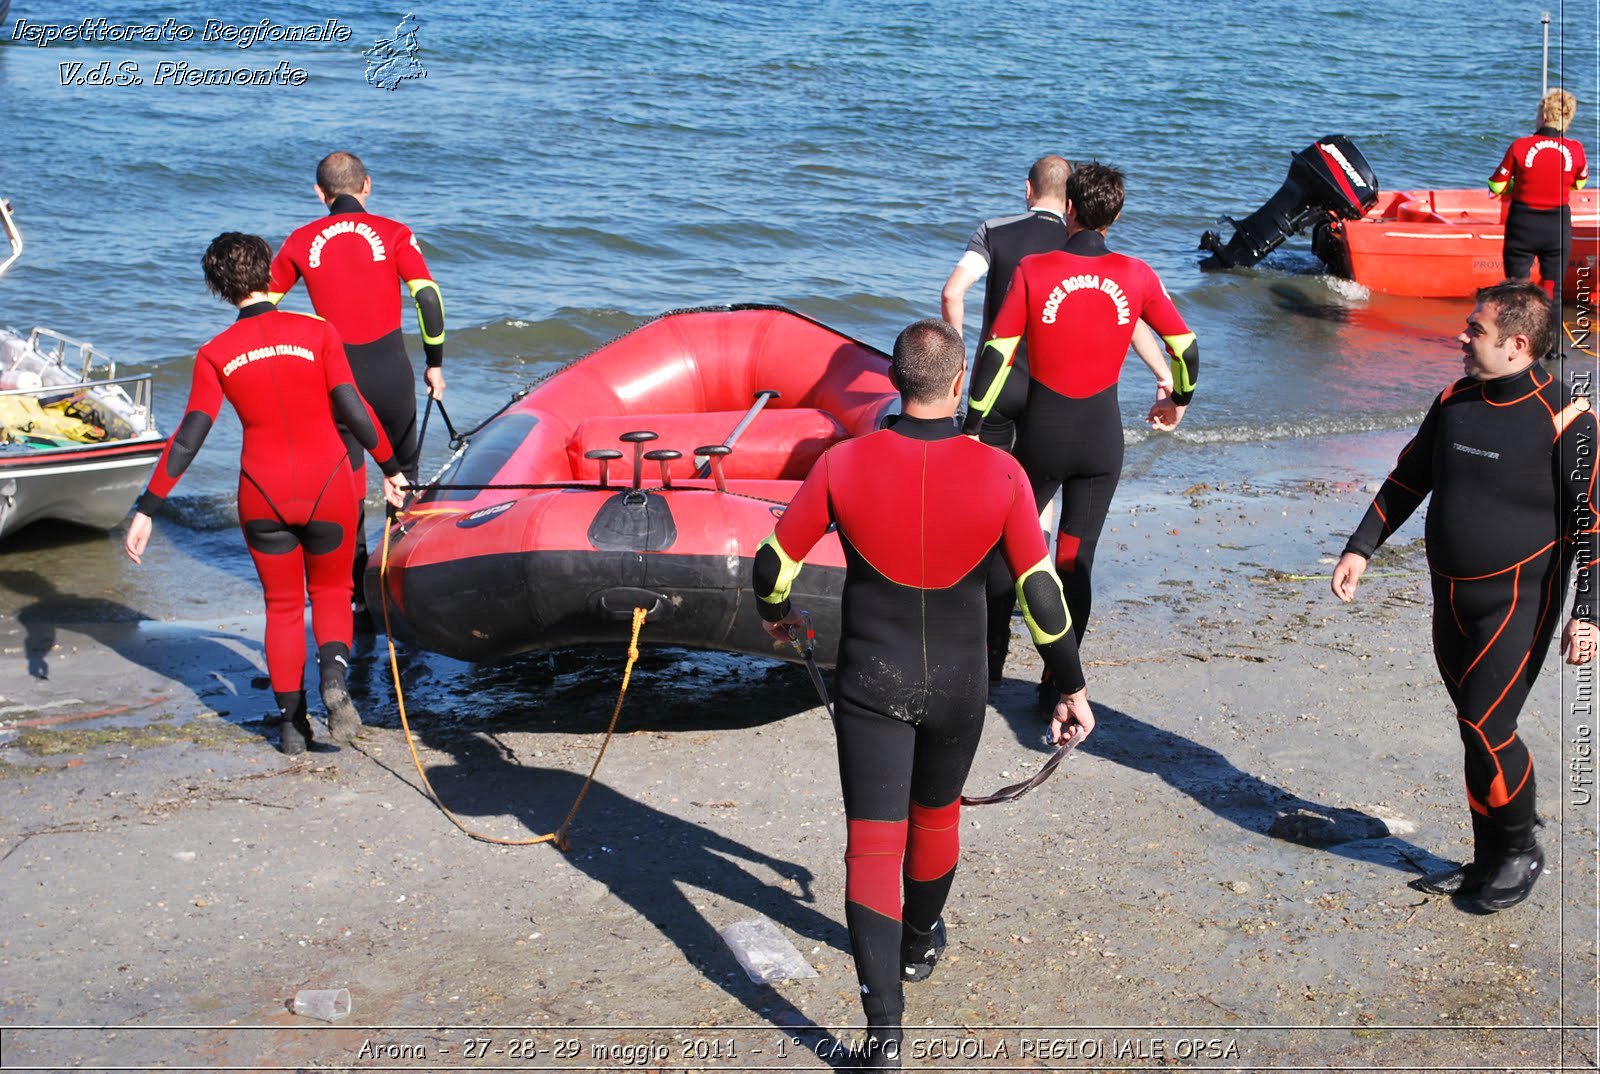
[
  {"x1": 137, "y1": 304, "x2": 400, "y2": 699},
  {"x1": 751, "y1": 413, "x2": 1084, "y2": 1043},
  {"x1": 1344, "y1": 364, "x2": 1596, "y2": 834}
]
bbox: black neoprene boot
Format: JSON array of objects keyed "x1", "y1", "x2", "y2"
[
  {"x1": 318, "y1": 642, "x2": 362, "y2": 743},
  {"x1": 846, "y1": 1026, "x2": 902, "y2": 1072},
  {"x1": 274, "y1": 690, "x2": 311, "y2": 755},
  {"x1": 900, "y1": 917, "x2": 947, "y2": 982},
  {"x1": 1411, "y1": 812, "x2": 1499, "y2": 895},
  {"x1": 1473, "y1": 820, "x2": 1545, "y2": 912}
]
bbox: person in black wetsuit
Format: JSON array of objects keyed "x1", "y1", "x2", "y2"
[
  {"x1": 752, "y1": 319, "x2": 1095, "y2": 1070},
  {"x1": 965, "y1": 163, "x2": 1198, "y2": 709},
  {"x1": 941, "y1": 156, "x2": 1173, "y2": 680},
  {"x1": 269, "y1": 151, "x2": 446, "y2": 613},
  {"x1": 1333, "y1": 281, "x2": 1597, "y2": 913}
]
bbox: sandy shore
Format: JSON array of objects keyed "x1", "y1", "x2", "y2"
[{"x1": 1, "y1": 444, "x2": 1597, "y2": 1072}]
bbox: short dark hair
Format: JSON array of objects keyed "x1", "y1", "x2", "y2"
[
  {"x1": 1476, "y1": 280, "x2": 1553, "y2": 357},
  {"x1": 1066, "y1": 162, "x2": 1125, "y2": 231},
  {"x1": 1027, "y1": 155, "x2": 1070, "y2": 201},
  {"x1": 891, "y1": 319, "x2": 965, "y2": 404},
  {"x1": 316, "y1": 151, "x2": 368, "y2": 196},
  {"x1": 202, "y1": 233, "x2": 272, "y2": 304}
]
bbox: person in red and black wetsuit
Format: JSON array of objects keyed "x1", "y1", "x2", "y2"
[
  {"x1": 964, "y1": 162, "x2": 1198, "y2": 710},
  {"x1": 1489, "y1": 88, "x2": 1589, "y2": 338},
  {"x1": 941, "y1": 155, "x2": 1174, "y2": 679},
  {"x1": 125, "y1": 233, "x2": 409, "y2": 754},
  {"x1": 752, "y1": 320, "x2": 1095, "y2": 1070},
  {"x1": 269, "y1": 151, "x2": 445, "y2": 607},
  {"x1": 1333, "y1": 281, "x2": 1597, "y2": 913}
]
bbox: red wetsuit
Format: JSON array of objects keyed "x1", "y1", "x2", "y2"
[
  {"x1": 271, "y1": 192, "x2": 445, "y2": 594},
  {"x1": 965, "y1": 229, "x2": 1198, "y2": 656},
  {"x1": 1490, "y1": 127, "x2": 1590, "y2": 299},
  {"x1": 270, "y1": 193, "x2": 444, "y2": 479},
  {"x1": 137, "y1": 304, "x2": 400, "y2": 693},
  {"x1": 752, "y1": 414, "x2": 1084, "y2": 1044}
]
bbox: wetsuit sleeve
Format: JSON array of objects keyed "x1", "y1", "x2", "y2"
[
  {"x1": 395, "y1": 227, "x2": 445, "y2": 368},
  {"x1": 1559, "y1": 404, "x2": 1599, "y2": 623},
  {"x1": 266, "y1": 240, "x2": 299, "y2": 305},
  {"x1": 1488, "y1": 145, "x2": 1515, "y2": 196},
  {"x1": 998, "y1": 460, "x2": 1086, "y2": 695},
  {"x1": 137, "y1": 350, "x2": 221, "y2": 515},
  {"x1": 752, "y1": 453, "x2": 833, "y2": 621},
  {"x1": 1575, "y1": 143, "x2": 1589, "y2": 191},
  {"x1": 1343, "y1": 394, "x2": 1442, "y2": 559},
  {"x1": 1141, "y1": 268, "x2": 1199, "y2": 406},
  {"x1": 321, "y1": 323, "x2": 402, "y2": 478},
  {"x1": 962, "y1": 269, "x2": 1028, "y2": 435}
]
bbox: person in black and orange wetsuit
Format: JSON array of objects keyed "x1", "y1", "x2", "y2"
[
  {"x1": 1333, "y1": 281, "x2": 1597, "y2": 913},
  {"x1": 1489, "y1": 88, "x2": 1589, "y2": 336},
  {"x1": 964, "y1": 162, "x2": 1198, "y2": 710},
  {"x1": 752, "y1": 320, "x2": 1095, "y2": 1071},
  {"x1": 269, "y1": 151, "x2": 445, "y2": 607},
  {"x1": 940, "y1": 155, "x2": 1173, "y2": 679},
  {"x1": 125, "y1": 233, "x2": 409, "y2": 754}
]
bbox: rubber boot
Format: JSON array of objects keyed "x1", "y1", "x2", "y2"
[
  {"x1": 319, "y1": 642, "x2": 362, "y2": 744},
  {"x1": 1411, "y1": 812, "x2": 1499, "y2": 895},
  {"x1": 274, "y1": 690, "x2": 311, "y2": 756},
  {"x1": 900, "y1": 917, "x2": 947, "y2": 983},
  {"x1": 1473, "y1": 819, "x2": 1545, "y2": 912}
]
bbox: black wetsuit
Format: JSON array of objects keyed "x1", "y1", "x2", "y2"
[
  {"x1": 1344, "y1": 364, "x2": 1596, "y2": 835},
  {"x1": 963, "y1": 208, "x2": 1069, "y2": 450},
  {"x1": 752, "y1": 414, "x2": 1084, "y2": 1042}
]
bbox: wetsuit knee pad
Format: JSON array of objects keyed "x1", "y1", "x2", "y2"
[
  {"x1": 301, "y1": 519, "x2": 346, "y2": 557},
  {"x1": 906, "y1": 800, "x2": 961, "y2": 882},
  {"x1": 844, "y1": 818, "x2": 908, "y2": 921},
  {"x1": 243, "y1": 518, "x2": 301, "y2": 555}
]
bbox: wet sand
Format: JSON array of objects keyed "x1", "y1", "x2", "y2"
[{"x1": 1, "y1": 447, "x2": 1597, "y2": 1072}]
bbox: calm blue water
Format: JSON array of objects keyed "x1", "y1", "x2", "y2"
[{"x1": 0, "y1": 0, "x2": 1595, "y2": 527}]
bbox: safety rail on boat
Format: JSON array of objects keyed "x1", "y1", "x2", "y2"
[
  {"x1": 28, "y1": 328, "x2": 123, "y2": 382},
  {"x1": 0, "y1": 198, "x2": 21, "y2": 281}
]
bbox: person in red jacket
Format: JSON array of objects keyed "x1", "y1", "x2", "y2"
[
  {"x1": 125, "y1": 233, "x2": 409, "y2": 754},
  {"x1": 753, "y1": 319, "x2": 1095, "y2": 1070},
  {"x1": 1489, "y1": 88, "x2": 1589, "y2": 337},
  {"x1": 269, "y1": 151, "x2": 445, "y2": 609}
]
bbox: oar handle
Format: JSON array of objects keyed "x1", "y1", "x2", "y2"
[{"x1": 696, "y1": 389, "x2": 780, "y2": 477}]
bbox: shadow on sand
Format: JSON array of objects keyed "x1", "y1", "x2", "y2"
[{"x1": 987, "y1": 683, "x2": 1445, "y2": 875}]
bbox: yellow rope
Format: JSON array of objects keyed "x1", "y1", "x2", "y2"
[{"x1": 378, "y1": 511, "x2": 648, "y2": 851}]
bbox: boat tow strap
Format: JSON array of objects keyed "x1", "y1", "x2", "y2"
[
  {"x1": 785, "y1": 609, "x2": 1079, "y2": 807},
  {"x1": 378, "y1": 514, "x2": 647, "y2": 851}
]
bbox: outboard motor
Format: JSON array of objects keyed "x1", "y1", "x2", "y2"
[{"x1": 1199, "y1": 136, "x2": 1380, "y2": 269}]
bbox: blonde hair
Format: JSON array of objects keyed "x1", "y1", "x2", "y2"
[{"x1": 1539, "y1": 89, "x2": 1577, "y2": 132}]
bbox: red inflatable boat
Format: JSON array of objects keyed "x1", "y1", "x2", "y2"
[
  {"x1": 1319, "y1": 187, "x2": 1600, "y2": 299},
  {"x1": 370, "y1": 305, "x2": 898, "y2": 665}
]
